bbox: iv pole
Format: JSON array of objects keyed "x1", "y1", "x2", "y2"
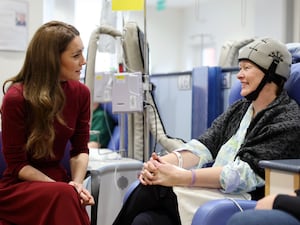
[{"x1": 143, "y1": 0, "x2": 151, "y2": 161}]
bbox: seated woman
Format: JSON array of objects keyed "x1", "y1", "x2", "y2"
[
  {"x1": 227, "y1": 191, "x2": 300, "y2": 225},
  {"x1": 112, "y1": 37, "x2": 300, "y2": 225},
  {"x1": 0, "y1": 21, "x2": 94, "y2": 225}
]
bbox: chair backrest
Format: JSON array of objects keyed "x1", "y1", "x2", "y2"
[
  {"x1": 0, "y1": 133, "x2": 6, "y2": 178},
  {"x1": 100, "y1": 102, "x2": 128, "y2": 151},
  {"x1": 285, "y1": 63, "x2": 300, "y2": 105},
  {"x1": 0, "y1": 131, "x2": 71, "y2": 179},
  {"x1": 228, "y1": 79, "x2": 242, "y2": 105},
  {"x1": 228, "y1": 63, "x2": 300, "y2": 105}
]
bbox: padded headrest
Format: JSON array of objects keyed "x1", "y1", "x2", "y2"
[
  {"x1": 228, "y1": 63, "x2": 300, "y2": 105},
  {"x1": 228, "y1": 79, "x2": 243, "y2": 105},
  {"x1": 285, "y1": 63, "x2": 300, "y2": 105},
  {"x1": 122, "y1": 22, "x2": 145, "y2": 73},
  {"x1": 287, "y1": 43, "x2": 300, "y2": 64}
]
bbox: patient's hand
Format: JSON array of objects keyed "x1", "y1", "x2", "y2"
[{"x1": 139, "y1": 153, "x2": 187, "y2": 187}]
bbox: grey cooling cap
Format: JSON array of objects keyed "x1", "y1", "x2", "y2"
[{"x1": 238, "y1": 37, "x2": 292, "y2": 80}]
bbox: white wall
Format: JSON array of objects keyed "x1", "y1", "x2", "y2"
[
  {"x1": 0, "y1": 0, "x2": 100, "y2": 104},
  {"x1": 182, "y1": 0, "x2": 255, "y2": 69},
  {"x1": 0, "y1": 0, "x2": 80, "y2": 127},
  {"x1": 0, "y1": 0, "x2": 44, "y2": 108},
  {"x1": 144, "y1": 7, "x2": 184, "y2": 73},
  {"x1": 133, "y1": 0, "x2": 291, "y2": 73}
]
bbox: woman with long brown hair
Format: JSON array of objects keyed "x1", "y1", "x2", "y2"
[{"x1": 0, "y1": 20, "x2": 94, "y2": 225}]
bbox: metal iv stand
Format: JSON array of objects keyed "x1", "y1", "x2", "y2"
[{"x1": 143, "y1": 0, "x2": 151, "y2": 161}]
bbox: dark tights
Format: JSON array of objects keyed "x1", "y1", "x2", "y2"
[
  {"x1": 112, "y1": 183, "x2": 181, "y2": 225},
  {"x1": 132, "y1": 211, "x2": 174, "y2": 225}
]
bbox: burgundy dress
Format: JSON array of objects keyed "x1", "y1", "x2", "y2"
[{"x1": 0, "y1": 80, "x2": 91, "y2": 225}]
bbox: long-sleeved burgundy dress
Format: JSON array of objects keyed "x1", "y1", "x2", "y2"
[{"x1": 0, "y1": 80, "x2": 91, "y2": 225}]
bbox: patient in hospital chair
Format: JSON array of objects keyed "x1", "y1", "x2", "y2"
[{"x1": 112, "y1": 37, "x2": 300, "y2": 225}]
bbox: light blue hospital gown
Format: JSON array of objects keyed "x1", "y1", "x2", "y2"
[{"x1": 175, "y1": 103, "x2": 265, "y2": 194}]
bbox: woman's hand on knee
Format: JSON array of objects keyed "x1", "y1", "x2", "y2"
[{"x1": 69, "y1": 181, "x2": 95, "y2": 205}]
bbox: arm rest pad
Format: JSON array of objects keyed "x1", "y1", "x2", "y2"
[{"x1": 191, "y1": 199, "x2": 257, "y2": 225}]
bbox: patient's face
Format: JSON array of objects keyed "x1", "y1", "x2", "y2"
[{"x1": 237, "y1": 60, "x2": 264, "y2": 97}]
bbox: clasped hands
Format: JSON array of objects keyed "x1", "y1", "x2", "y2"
[
  {"x1": 139, "y1": 152, "x2": 183, "y2": 187},
  {"x1": 69, "y1": 181, "x2": 95, "y2": 206}
]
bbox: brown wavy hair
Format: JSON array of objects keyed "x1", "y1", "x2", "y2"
[{"x1": 2, "y1": 21, "x2": 80, "y2": 159}]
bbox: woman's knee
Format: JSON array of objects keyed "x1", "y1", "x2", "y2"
[
  {"x1": 132, "y1": 213, "x2": 151, "y2": 225},
  {"x1": 132, "y1": 211, "x2": 173, "y2": 225},
  {"x1": 45, "y1": 182, "x2": 78, "y2": 202}
]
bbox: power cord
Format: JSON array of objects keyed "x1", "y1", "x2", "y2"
[{"x1": 144, "y1": 101, "x2": 158, "y2": 153}]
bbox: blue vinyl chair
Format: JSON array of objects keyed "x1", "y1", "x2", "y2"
[
  {"x1": 191, "y1": 199, "x2": 257, "y2": 225},
  {"x1": 123, "y1": 179, "x2": 140, "y2": 204},
  {"x1": 0, "y1": 134, "x2": 6, "y2": 179},
  {"x1": 0, "y1": 133, "x2": 72, "y2": 179},
  {"x1": 100, "y1": 102, "x2": 128, "y2": 152}
]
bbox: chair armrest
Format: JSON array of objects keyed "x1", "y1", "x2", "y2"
[
  {"x1": 123, "y1": 179, "x2": 140, "y2": 203},
  {"x1": 259, "y1": 159, "x2": 300, "y2": 195},
  {"x1": 191, "y1": 199, "x2": 257, "y2": 225},
  {"x1": 259, "y1": 159, "x2": 300, "y2": 173}
]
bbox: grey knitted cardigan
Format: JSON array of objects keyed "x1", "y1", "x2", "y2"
[{"x1": 198, "y1": 91, "x2": 300, "y2": 199}]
